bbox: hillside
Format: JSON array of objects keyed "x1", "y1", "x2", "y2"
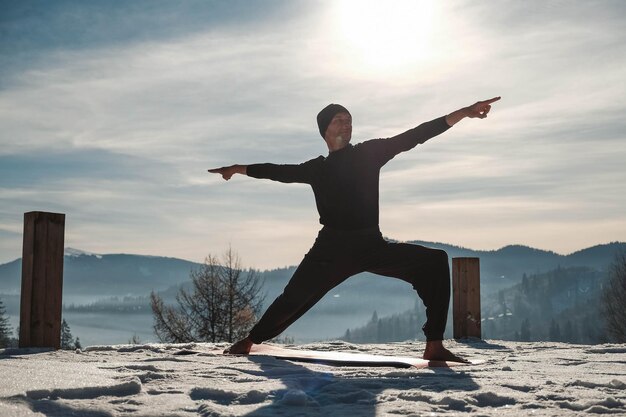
[
  {"x1": 0, "y1": 248, "x2": 199, "y2": 296},
  {"x1": 1, "y1": 242, "x2": 623, "y2": 345},
  {"x1": 345, "y1": 265, "x2": 610, "y2": 345},
  {"x1": 406, "y1": 240, "x2": 624, "y2": 292},
  {"x1": 2, "y1": 242, "x2": 623, "y2": 297}
]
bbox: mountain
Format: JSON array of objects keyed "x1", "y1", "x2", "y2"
[
  {"x1": 344, "y1": 265, "x2": 610, "y2": 345},
  {"x1": 0, "y1": 248, "x2": 200, "y2": 296},
  {"x1": 2, "y1": 242, "x2": 624, "y2": 298},
  {"x1": 406, "y1": 240, "x2": 625, "y2": 293},
  {"x1": 1, "y1": 242, "x2": 623, "y2": 345}
]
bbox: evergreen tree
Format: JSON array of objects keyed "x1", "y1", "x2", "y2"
[
  {"x1": 513, "y1": 293, "x2": 528, "y2": 317},
  {"x1": 60, "y1": 319, "x2": 75, "y2": 350},
  {"x1": 0, "y1": 298, "x2": 12, "y2": 347},
  {"x1": 392, "y1": 316, "x2": 401, "y2": 341},
  {"x1": 343, "y1": 328, "x2": 351, "y2": 342},
  {"x1": 498, "y1": 290, "x2": 506, "y2": 311},
  {"x1": 74, "y1": 337, "x2": 82, "y2": 350},
  {"x1": 549, "y1": 319, "x2": 561, "y2": 341},
  {"x1": 564, "y1": 320, "x2": 577, "y2": 343},
  {"x1": 520, "y1": 318, "x2": 531, "y2": 341},
  {"x1": 521, "y1": 273, "x2": 530, "y2": 296}
]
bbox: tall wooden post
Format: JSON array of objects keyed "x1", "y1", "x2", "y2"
[
  {"x1": 19, "y1": 211, "x2": 65, "y2": 349},
  {"x1": 452, "y1": 257, "x2": 481, "y2": 339}
]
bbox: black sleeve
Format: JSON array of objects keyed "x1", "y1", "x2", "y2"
[
  {"x1": 246, "y1": 159, "x2": 316, "y2": 184},
  {"x1": 362, "y1": 116, "x2": 451, "y2": 166}
]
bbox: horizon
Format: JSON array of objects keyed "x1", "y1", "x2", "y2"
[
  {"x1": 1, "y1": 239, "x2": 624, "y2": 271},
  {"x1": 1, "y1": 1, "x2": 625, "y2": 269}
]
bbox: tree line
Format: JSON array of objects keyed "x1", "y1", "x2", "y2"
[
  {"x1": 342, "y1": 303, "x2": 426, "y2": 343},
  {"x1": 0, "y1": 299, "x2": 81, "y2": 350},
  {"x1": 64, "y1": 295, "x2": 150, "y2": 314},
  {"x1": 342, "y1": 254, "x2": 626, "y2": 344},
  {"x1": 3, "y1": 249, "x2": 624, "y2": 347},
  {"x1": 1, "y1": 247, "x2": 267, "y2": 348}
]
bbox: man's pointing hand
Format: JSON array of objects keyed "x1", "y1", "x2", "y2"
[
  {"x1": 208, "y1": 165, "x2": 247, "y2": 181},
  {"x1": 465, "y1": 96, "x2": 501, "y2": 119},
  {"x1": 445, "y1": 96, "x2": 501, "y2": 126}
]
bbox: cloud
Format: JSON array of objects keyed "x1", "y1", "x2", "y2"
[{"x1": 0, "y1": 0, "x2": 625, "y2": 267}]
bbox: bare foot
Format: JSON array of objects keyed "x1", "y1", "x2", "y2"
[
  {"x1": 223, "y1": 337, "x2": 254, "y2": 354},
  {"x1": 423, "y1": 340, "x2": 469, "y2": 363}
]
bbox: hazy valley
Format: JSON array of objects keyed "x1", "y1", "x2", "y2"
[{"x1": 1, "y1": 241, "x2": 624, "y2": 346}]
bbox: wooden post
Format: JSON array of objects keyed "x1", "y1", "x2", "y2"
[
  {"x1": 19, "y1": 211, "x2": 65, "y2": 349},
  {"x1": 452, "y1": 257, "x2": 481, "y2": 339}
]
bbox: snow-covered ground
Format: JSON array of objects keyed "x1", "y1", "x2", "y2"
[{"x1": 1, "y1": 340, "x2": 625, "y2": 416}]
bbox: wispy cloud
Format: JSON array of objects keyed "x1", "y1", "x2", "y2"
[{"x1": 1, "y1": 0, "x2": 625, "y2": 268}]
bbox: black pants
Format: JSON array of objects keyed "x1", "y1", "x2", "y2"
[{"x1": 248, "y1": 226, "x2": 450, "y2": 343}]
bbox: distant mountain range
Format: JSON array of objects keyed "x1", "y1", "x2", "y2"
[
  {"x1": 0, "y1": 248, "x2": 198, "y2": 296},
  {"x1": 1, "y1": 242, "x2": 623, "y2": 297},
  {"x1": 403, "y1": 240, "x2": 625, "y2": 291},
  {"x1": 1, "y1": 242, "x2": 623, "y2": 344}
]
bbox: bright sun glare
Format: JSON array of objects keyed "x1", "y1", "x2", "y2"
[{"x1": 333, "y1": 0, "x2": 437, "y2": 75}]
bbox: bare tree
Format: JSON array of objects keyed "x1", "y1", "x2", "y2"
[
  {"x1": 151, "y1": 248, "x2": 264, "y2": 343},
  {"x1": 602, "y1": 252, "x2": 626, "y2": 342}
]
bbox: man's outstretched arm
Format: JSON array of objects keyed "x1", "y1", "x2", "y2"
[
  {"x1": 208, "y1": 165, "x2": 247, "y2": 181},
  {"x1": 209, "y1": 161, "x2": 314, "y2": 184},
  {"x1": 445, "y1": 96, "x2": 501, "y2": 126},
  {"x1": 366, "y1": 96, "x2": 502, "y2": 165}
]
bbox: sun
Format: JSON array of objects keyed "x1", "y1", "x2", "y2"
[{"x1": 332, "y1": 0, "x2": 438, "y2": 76}]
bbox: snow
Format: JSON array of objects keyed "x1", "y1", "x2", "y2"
[
  {"x1": 64, "y1": 247, "x2": 103, "y2": 259},
  {"x1": 1, "y1": 340, "x2": 625, "y2": 416}
]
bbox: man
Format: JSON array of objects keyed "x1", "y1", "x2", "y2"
[{"x1": 209, "y1": 96, "x2": 500, "y2": 361}]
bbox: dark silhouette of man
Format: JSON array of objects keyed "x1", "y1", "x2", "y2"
[{"x1": 210, "y1": 96, "x2": 500, "y2": 361}]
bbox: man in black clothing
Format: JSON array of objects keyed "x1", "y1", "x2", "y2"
[{"x1": 209, "y1": 97, "x2": 500, "y2": 361}]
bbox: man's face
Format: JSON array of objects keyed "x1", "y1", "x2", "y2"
[{"x1": 325, "y1": 112, "x2": 352, "y2": 148}]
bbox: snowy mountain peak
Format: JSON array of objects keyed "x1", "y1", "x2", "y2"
[{"x1": 64, "y1": 247, "x2": 102, "y2": 259}]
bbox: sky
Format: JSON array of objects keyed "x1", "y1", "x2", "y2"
[{"x1": 1, "y1": 0, "x2": 625, "y2": 269}]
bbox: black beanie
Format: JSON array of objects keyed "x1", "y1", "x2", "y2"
[{"x1": 317, "y1": 104, "x2": 350, "y2": 139}]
